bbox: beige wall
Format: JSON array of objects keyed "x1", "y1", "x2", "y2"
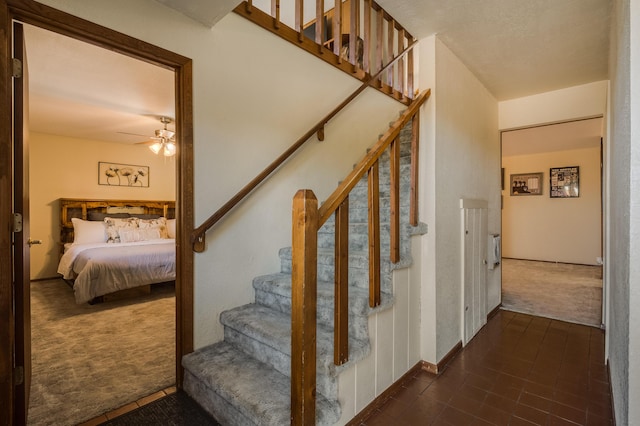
[
  {"x1": 29, "y1": 132, "x2": 176, "y2": 279},
  {"x1": 502, "y1": 147, "x2": 602, "y2": 265}
]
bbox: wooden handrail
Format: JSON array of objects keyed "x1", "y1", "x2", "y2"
[{"x1": 191, "y1": 41, "x2": 419, "y2": 252}]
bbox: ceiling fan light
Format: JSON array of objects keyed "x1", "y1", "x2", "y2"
[
  {"x1": 149, "y1": 142, "x2": 163, "y2": 154},
  {"x1": 164, "y1": 142, "x2": 177, "y2": 157}
]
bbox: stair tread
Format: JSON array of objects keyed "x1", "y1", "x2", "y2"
[{"x1": 183, "y1": 341, "x2": 340, "y2": 425}]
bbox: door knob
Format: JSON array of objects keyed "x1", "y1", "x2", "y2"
[{"x1": 28, "y1": 238, "x2": 42, "y2": 246}]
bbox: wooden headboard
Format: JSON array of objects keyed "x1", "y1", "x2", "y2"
[{"x1": 60, "y1": 198, "x2": 176, "y2": 245}]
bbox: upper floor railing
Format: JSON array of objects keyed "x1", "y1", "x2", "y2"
[{"x1": 235, "y1": 0, "x2": 417, "y2": 104}]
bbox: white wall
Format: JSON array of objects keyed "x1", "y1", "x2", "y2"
[
  {"x1": 629, "y1": 0, "x2": 640, "y2": 421},
  {"x1": 608, "y1": 0, "x2": 640, "y2": 424},
  {"x1": 29, "y1": 132, "x2": 176, "y2": 279},
  {"x1": 502, "y1": 147, "x2": 602, "y2": 265},
  {"x1": 499, "y1": 81, "x2": 609, "y2": 130},
  {"x1": 35, "y1": 0, "x2": 406, "y2": 348},
  {"x1": 336, "y1": 245, "x2": 423, "y2": 424},
  {"x1": 419, "y1": 37, "x2": 501, "y2": 363}
]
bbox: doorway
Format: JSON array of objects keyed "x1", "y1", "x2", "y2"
[
  {"x1": 24, "y1": 23, "x2": 179, "y2": 424},
  {"x1": 500, "y1": 118, "x2": 604, "y2": 326},
  {"x1": 0, "y1": 1, "x2": 194, "y2": 424}
]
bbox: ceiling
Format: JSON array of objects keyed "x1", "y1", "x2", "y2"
[
  {"x1": 24, "y1": 24, "x2": 175, "y2": 145},
  {"x1": 23, "y1": 0, "x2": 611, "y2": 145}
]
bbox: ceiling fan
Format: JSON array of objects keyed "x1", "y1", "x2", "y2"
[{"x1": 135, "y1": 116, "x2": 176, "y2": 157}]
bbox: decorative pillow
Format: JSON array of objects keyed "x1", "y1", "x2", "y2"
[
  {"x1": 104, "y1": 217, "x2": 139, "y2": 243},
  {"x1": 71, "y1": 218, "x2": 107, "y2": 244},
  {"x1": 166, "y1": 219, "x2": 176, "y2": 239},
  {"x1": 118, "y1": 227, "x2": 162, "y2": 243},
  {"x1": 137, "y1": 217, "x2": 169, "y2": 239}
]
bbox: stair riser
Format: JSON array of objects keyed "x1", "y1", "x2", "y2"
[
  {"x1": 323, "y1": 197, "x2": 411, "y2": 219},
  {"x1": 254, "y1": 288, "x2": 371, "y2": 341},
  {"x1": 316, "y1": 230, "x2": 412, "y2": 253},
  {"x1": 280, "y1": 255, "x2": 391, "y2": 293},
  {"x1": 223, "y1": 327, "x2": 339, "y2": 401},
  {"x1": 348, "y1": 175, "x2": 413, "y2": 203},
  {"x1": 184, "y1": 372, "x2": 256, "y2": 426},
  {"x1": 280, "y1": 264, "x2": 394, "y2": 294}
]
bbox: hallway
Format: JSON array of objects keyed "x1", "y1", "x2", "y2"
[{"x1": 360, "y1": 310, "x2": 612, "y2": 425}]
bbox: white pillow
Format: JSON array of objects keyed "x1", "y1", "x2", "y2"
[
  {"x1": 118, "y1": 227, "x2": 162, "y2": 243},
  {"x1": 137, "y1": 217, "x2": 169, "y2": 239},
  {"x1": 71, "y1": 218, "x2": 106, "y2": 244},
  {"x1": 167, "y1": 219, "x2": 176, "y2": 239}
]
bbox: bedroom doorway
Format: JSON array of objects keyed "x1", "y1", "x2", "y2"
[{"x1": 0, "y1": 1, "x2": 194, "y2": 424}]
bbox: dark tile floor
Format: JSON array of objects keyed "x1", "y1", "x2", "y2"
[{"x1": 360, "y1": 309, "x2": 613, "y2": 425}]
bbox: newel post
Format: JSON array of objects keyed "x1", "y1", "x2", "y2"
[{"x1": 291, "y1": 190, "x2": 318, "y2": 425}]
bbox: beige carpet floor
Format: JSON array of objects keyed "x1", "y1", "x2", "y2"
[
  {"x1": 28, "y1": 279, "x2": 175, "y2": 426},
  {"x1": 501, "y1": 258, "x2": 603, "y2": 327}
]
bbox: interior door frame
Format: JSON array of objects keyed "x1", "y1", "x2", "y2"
[{"x1": 0, "y1": 1, "x2": 194, "y2": 423}]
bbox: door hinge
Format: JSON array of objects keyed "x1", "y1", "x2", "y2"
[
  {"x1": 13, "y1": 213, "x2": 23, "y2": 233},
  {"x1": 14, "y1": 366, "x2": 24, "y2": 386},
  {"x1": 12, "y1": 58, "x2": 22, "y2": 78}
]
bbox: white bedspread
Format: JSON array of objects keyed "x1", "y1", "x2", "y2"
[{"x1": 57, "y1": 239, "x2": 176, "y2": 304}]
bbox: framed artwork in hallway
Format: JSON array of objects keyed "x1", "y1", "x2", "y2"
[
  {"x1": 509, "y1": 172, "x2": 543, "y2": 196},
  {"x1": 550, "y1": 166, "x2": 580, "y2": 198}
]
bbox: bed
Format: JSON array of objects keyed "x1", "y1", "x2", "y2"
[{"x1": 57, "y1": 198, "x2": 176, "y2": 304}]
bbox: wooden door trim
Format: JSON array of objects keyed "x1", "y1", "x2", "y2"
[
  {"x1": 0, "y1": 3, "x2": 15, "y2": 423},
  {"x1": 0, "y1": 1, "x2": 194, "y2": 423}
]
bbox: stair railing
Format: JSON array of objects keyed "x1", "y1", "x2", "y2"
[
  {"x1": 191, "y1": 40, "x2": 418, "y2": 252},
  {"x1": 291, "y1": 89, "x2": 430, "y2": 425},
  {"x1": 235, "y1": 0, "x2": 416, "y2": 104}
]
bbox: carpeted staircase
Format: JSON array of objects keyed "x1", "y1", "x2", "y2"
[{"x1": 182, "y1": 122, "x2": 424, "y2": 425}]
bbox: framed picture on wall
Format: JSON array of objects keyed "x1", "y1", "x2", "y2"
[
  {"x1": 98, "y1": 162, "x2": 149, "y2": 187},
  {"x1": 510, "y1": 172, "x2": 543, "y2": 196},
  {"x1": 550, "y1": 166, "x2": 579, "y2": 198}
]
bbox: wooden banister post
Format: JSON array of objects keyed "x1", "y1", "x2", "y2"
[
  {"x1": 387, "y1": 18, "x2": 394, "y2": 88},
  {"x1": 272, "y1": 0, "x2": 280, "y2": 29},
  {"x1": 316, "y1": 0, "x2": 324, "y2": 52},
  {"x1": 410, "y1": 111, "x2": 420, "y2": 226},
  {"x1": 333, "y1": 0, "x2": 342, "y2": 60},
  {"x1": 397, "y1": 28, "x2": 405, "y2": 96},
  {"x1": 376, "y1": 8, "x2": 384, "y2": 86},
  {"x1": 368, "y1": 162, "x2": 381, "y2": 307},
  {"x1": 291, "y1": 190, "x2": 318, "y2": 426},
  {"x1": 363, "y1": 0, "x2": 371, "y2": 73},
  {"x1": 407, "y1": 41, "x2": 415, "y2": 99},
  {"x1": 390, "y1": 137, "x2": 400, "y2": 263},
  {"x1": 349, "y1": 0, "x2": 358, "y2": 67},
  {"x1": 295, "y1": 0, "x2": 303, "y2": 41},
  {"x1": 334, "y1": 197, "x2": 349, "y2": 365}
]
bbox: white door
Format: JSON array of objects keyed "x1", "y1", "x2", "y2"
[{"x1": 460, "y1": 199, "x2": 488, "y2": 345}]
